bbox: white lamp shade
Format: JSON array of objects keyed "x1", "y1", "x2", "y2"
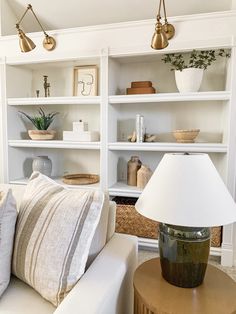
[{"x1": 135, "y1": 153, "x2": 236, "y2": 227}]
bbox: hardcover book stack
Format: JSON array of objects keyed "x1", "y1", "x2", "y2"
[{"x1": 126, "y1": 81, "x2": 156, "y2": 94}]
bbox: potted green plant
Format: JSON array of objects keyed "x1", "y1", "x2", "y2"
[
  {"x1": 19, "y1": 108, "x2": 59, "y2": 140},
  {"x1": 162, "y1": 49, "x2": 230, "y2": 93}
]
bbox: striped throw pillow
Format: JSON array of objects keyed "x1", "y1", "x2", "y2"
[{"x1": 12, "y1": 172, "x2": 104, "y2": 306}]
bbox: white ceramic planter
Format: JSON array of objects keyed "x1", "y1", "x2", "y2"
[{"x1": 175, "y1": 68, "x2": 204, "y2": 93}]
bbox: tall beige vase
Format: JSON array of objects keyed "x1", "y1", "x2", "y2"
[
  {"x1": 137, "y1": 165, "x2": 152, "y2": 189},
  {"x1": 127, "y1": 156, "x2": 142, "y2": 186}
]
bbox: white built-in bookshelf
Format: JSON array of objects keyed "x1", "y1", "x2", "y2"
[{"x1": 1, "y1": 12, "x2": 236, "y2": 266}]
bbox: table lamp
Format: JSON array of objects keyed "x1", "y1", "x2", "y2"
[{"x1": 135, "y1": 153, "x2": 236, "y2": 288}]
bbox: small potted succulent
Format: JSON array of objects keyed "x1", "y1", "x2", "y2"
[
  {"x1": 162, "y1": 49, "x2": 230, "y2": 93},
  {"x1": 19, "y1": 108, "x2": 59, "y2": 140}
]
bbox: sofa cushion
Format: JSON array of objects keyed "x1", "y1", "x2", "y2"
[
  {"x1": 0, "y1": 276, "x2": 55, "y2": 314},
  {"x1": 12, "y1": 172, "x2": 105, "y2": 306},
  {"x1": 0, "y1": 184, "x2": 111, "y2": 267},
  {"x1": 0, "y1": 189, "x2": 17, "y2": 297}
]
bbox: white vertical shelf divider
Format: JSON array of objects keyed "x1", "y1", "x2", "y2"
[
  {"x1": 100, "y1": 48, "x2": 109, "y2": 190},
  {"x1": 0, "y1": 59, "x2": 9, "y2": 183},
  {"x1": 221, "y1": 46, "x2": 236, "y2": 267}
]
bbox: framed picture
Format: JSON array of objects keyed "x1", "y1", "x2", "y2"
[{"x1": 73, "y1": 65, "x2": 98, "y2": 96}]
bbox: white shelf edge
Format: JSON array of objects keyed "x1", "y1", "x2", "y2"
[
  {"x1": 138, "y1": 237, "x2": 222, "y2": 257},
  {"x1": 108, "y1": 142, "x2": 228, "y2": 153},
  {"x1": 109, "y1": 190, "x2": 141, "y2": 197},
  {"x1": 7, "y1": 96, "x2": 101, "y2": 106},
  {"x1": 109, "y1": 91, "x2": 231, "y2": 104},
  {"x1": 109, "y1": 181, "x2": 142, "y2": 197},
  {"x1": 5, "y1": 51, "x2": 101, "y2": 66},
  {"x1": 210, "y1": 247, "x2": 222, "y2": 257},
  {"x1": 8, "y1": 140, "x2": 101, "y2": 150},
  {"x1": 9, "y1": 177, "x2": 100, "y2": 190}
]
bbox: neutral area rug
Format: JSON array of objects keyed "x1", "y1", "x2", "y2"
[{"x1": 138, "y1": 249, "x2": 236, "y2": 281}]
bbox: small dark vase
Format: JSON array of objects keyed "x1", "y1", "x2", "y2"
[{"x1": 159, "y1": 223, "x2": 210, "y2": 288}]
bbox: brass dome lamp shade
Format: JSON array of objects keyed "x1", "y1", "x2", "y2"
[
  {"x1": 151, "y1": 0, "x2": 175, "y2": 50},
  {"x1": 151, "y1": 19, "x2": 169, "y2": 50},
  {"x1": 16, "y1": 27, "x2": 36, "y2": 52},
  {"x1": 15, "y1": 4, "x2": 56, "y2": 53}
]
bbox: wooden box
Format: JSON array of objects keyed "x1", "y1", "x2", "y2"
[
  {"x1": 126, "y1": 87, "x2": 156, "y2": 95},
  {"x1": 131, "y1": 81, "x2": 153, "y2": 88}
]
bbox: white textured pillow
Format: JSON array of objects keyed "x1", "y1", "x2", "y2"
[
  {"x1": 0, "y1": 189, "x2": 17, "y2": 297},
  {"x1": 12, "y1": 172, "x2": 104, "y2": 306}
]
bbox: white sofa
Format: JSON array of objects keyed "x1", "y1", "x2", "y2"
[{"x1": 0, "y1": 184, "x2": 138, "y2": 314}]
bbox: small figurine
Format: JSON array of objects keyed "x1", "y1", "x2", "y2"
[
  {"x1": 47, "y1": 83, "x2": 50, "y2": 97},
  {"x1": 144, "y1": 134, "x2": 158, "y2": 142},
  {"x1": 36, "y1": 90, "x2": 40, "y2": 97},
  {"x1": 128, "y1": 131, "x2": 136, "y2": 142},
  {"x1": 128, "y1": 131, "x2": 158, "y2": 142},
  {"x1": 43, "y1": 75, "x2": 51, "y2": 97}
]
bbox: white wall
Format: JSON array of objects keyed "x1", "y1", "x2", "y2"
[
  {"x1": 0, "y1": 0, "x2": 18, "y2": 36},
  {"x1": 0, "y1": 0, "x2": 233, "y2": 35},
  {"x1": 232, "y1": 0, "x2": 236, "y2": 9}
]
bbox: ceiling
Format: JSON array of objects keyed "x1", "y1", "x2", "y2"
[{"x1": 7, "y1": 0, "x2": 233, "y2": 33}]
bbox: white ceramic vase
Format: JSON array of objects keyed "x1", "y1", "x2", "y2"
[
  {"x1": 32, "y1": 156, "x2": 52, "y2": 177},
  {"x1": 175, "y1": 68, "x2": 204, "y2": 93}
]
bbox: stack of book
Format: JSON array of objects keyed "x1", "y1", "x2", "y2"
[{"x1": 126, "y1": 81, "x2": 156, "y2": 94}]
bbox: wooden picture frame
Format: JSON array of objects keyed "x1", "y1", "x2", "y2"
[{"x1": 73, "y1": 65, "x2": 98, "y2": 96}]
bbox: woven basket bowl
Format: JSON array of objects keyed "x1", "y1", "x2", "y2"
[{"x1": 173, "y1": 129, "x2": 200, "y2": 143}]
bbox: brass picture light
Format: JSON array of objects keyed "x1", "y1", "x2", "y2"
[
  {"x1": 151, "y1": 0, "x2": 175, "y2": 50},
  {"x1": 16, "y1": 4, "x2": 56, "y2": 53}
]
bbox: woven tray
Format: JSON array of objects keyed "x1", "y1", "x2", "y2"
[
  {"x1": 114, "y1": 197, "x2": 222, "y2": 247},
  {"x1": 62, "y1": 174, "x2": 99, "y2": 185}
]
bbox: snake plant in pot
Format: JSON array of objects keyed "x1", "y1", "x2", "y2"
[
  {"x1": 162, "y1": 49, "x2": 230, "y2": 93},
  {"x1": 19, "y1": 108, "x2": 59, "y2": 140}
]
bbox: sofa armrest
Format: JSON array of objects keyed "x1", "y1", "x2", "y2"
[{"x1": 54, "y1": 233, "x2": 138, "y2": 314}]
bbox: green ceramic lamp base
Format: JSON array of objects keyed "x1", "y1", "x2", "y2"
[{"x1": 159, "y1": 223, "x2": 211, "y2": 288}]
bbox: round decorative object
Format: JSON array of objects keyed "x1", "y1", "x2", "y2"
[
  {"x1": 173, "y1": 129, "x2": 200, "y2": 143},
  {"x1": 32, "y1": 156, "x2": 52, "y2": 177},
  {"x1": 133, "y1": 258, "x2": 236, "y2": 314},
  {"x1": 62, "y1": 174, "x2": 99, "y2": 185},
  {"x1": 159, "y1": 223, "x2": 210, "y2": 288},
  {"x1": 175, "y1": 68, "x2": 204, "y2": 93},
  {"x1": 28, "y1": 130, "x2": 56, "y2": 140},
  {"x1": 127, "y1": 156, "x2": 142, "y2": 186},
  {"x1": 43, "y1": 36, "x2": 56, "y2": 51}
]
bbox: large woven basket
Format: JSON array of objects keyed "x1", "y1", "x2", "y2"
[{"x1": 114, "y1": 197, "x2": 222, "y2": 247}]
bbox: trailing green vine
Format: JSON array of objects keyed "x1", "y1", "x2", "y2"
[{"x1": 162, "y1": 49, "x2": 230, "y2": 71}]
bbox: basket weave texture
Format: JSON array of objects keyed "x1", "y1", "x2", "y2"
[{"x1": 114, "y1": 197, "x2": 222, "y2": 247}]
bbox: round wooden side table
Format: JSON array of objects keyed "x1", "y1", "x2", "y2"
[{"x1": 133, "y1": 258, "x2": 236, "y2": 314}]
